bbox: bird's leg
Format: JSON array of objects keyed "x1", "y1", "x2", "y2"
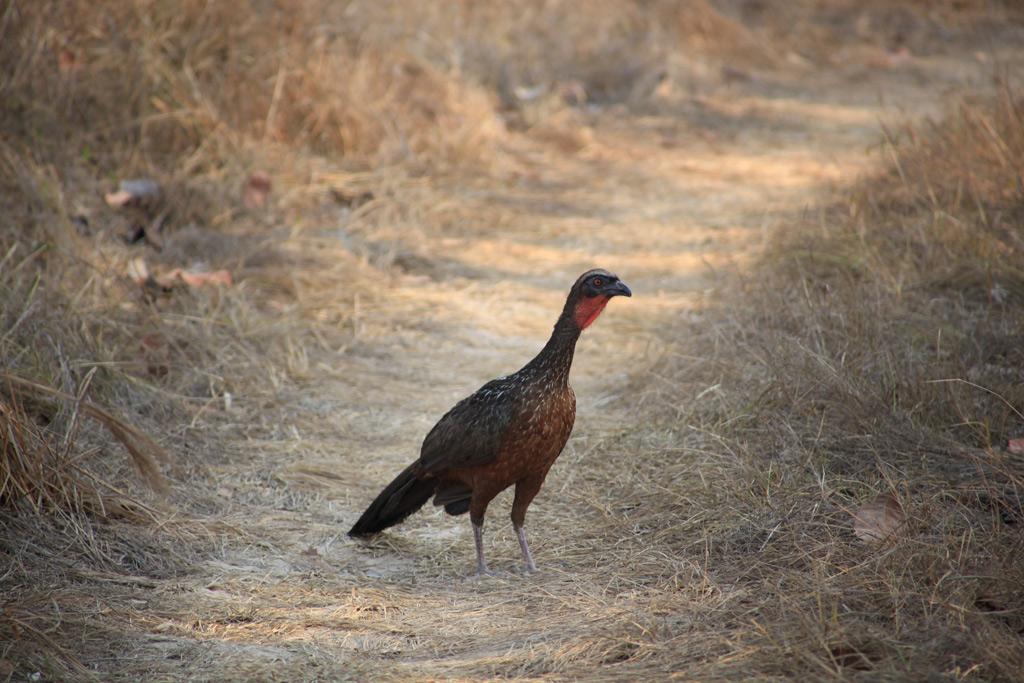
[
  {"x1": 512, "y1": 474, "x2": 546, "y2": 572},
  {"x1": 472, "y1": 522, "x2": 488, "y2": 574},
  {"x1": 472, "y1": 522, "x2": 499, "y2": 575},
  {"x1": 513, "y1": 522, "x2": 538, "y2": 572}
]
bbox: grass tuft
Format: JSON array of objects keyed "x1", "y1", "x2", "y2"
[{"x1": 627, "y1": 84, "x2": 1024, "y2": 678}]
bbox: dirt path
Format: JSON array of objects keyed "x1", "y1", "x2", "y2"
[{"x1": 144, "y1": 50, "x2": 1015, "y2": 680}]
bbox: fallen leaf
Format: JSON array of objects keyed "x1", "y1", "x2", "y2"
[
  {"x1": 243, "y1": 171, "x2": 272, "y2": 209},
  {"x1": 1007, "y1": 438, "x2": 1024, "y2": 454},
  {"x1": 105, "y1": 178, "x2": 160, "y2": 207},
  {"x1": 105, "y1": 189, "x2": 134, "y2": 207},
  {"x1": 166, "y1": 268, "x2": 233, "y2": 288},
  {"x1": 126, "y1": 257, "x2": 167, "y2": 300},
  {"x1": 852, "y1": 492, "x2": 906, "y2": 543},
  {"x1": 301, "y1": 546, "x2": 320, "y2": 557},
  {"x1": 126, "y1": 257, "x2": 151, "y2": 285},
  {"x1": 127, "y1": 261, "x2": 231, "y2": 296}
]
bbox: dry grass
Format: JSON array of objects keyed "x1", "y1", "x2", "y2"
[
  {"x1": 625, "y1": 85, "x2": 1024, "y2": 679},
  {"x1": 2, "y1": 0, "x2": 1023, "y2": 681},
  {"x1": 3, "y1": 0, "x2": 504, "y2": 167}
]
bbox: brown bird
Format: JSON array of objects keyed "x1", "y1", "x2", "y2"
[{"x1": 348, "y1": 269, "x2": 631, "y2": 574}]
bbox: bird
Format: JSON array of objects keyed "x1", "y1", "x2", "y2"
[{"x1": 348, "y1": 269, "x2": 631, "y2": 574}]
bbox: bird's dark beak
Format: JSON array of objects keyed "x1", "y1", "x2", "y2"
[{"x1": 611, "y1": 280, "x2": 631, "y2": 298}]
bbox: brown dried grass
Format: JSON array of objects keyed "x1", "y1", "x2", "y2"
[
  {"x1": 2, "y1": 0, "x2": 1023, "y2": 681},
  {"x1": 625, "y1": 85, "x2": 1024, "y2": 679},
  {"x1": 2, "y1": 0, "x2": 506, "y2": 177}
]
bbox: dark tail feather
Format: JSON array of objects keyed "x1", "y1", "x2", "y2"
[
  {"x1": 348, "y1": 462, "x2": 437, "y2": 537},
  {"x1": 434, "y1": 481, "x2": 472, "y2": 517},
  {"x1": 443, "y1": 499, "x2": 470, "y2": 516}
]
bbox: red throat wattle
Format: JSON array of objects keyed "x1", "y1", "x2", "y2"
[{"x1": 574, "y1": 296, "x2": 610, "y2": 329}]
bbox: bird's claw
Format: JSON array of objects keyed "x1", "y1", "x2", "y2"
[{"x1": 472, "y1": 567, "x2": 506, "y2": 578}]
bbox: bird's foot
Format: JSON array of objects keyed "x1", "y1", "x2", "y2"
[
  {"x1": 513, "y1": 524, "x2": 538, "y2": 574},
  {"x1": 471, "y1": 566, "x2": 506, "y2": 578}
]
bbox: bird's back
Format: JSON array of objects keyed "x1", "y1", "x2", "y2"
[{"x1": 419, "y1": 366, "x2": 575, "y2": 480}]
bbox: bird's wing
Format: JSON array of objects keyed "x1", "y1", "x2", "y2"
[{"x1": 419, "y1": 378, "x2": 518, "y2": 473}]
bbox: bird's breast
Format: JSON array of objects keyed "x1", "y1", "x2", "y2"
[{"x1": 496, "y1": 383, "x2": 576, "y2": 473}]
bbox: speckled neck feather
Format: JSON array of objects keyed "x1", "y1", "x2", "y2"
[{"x1": 519, "y1": 287, "x2": 604, "y2": 387}]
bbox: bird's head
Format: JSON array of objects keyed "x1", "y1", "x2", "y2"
[{"x1": 569, "y1": 269, "x2": 631, "y2": 329}]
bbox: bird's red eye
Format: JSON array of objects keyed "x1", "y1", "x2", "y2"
[{"x1": 593, "y1": 278, "x2": 602, "y2": 287}]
